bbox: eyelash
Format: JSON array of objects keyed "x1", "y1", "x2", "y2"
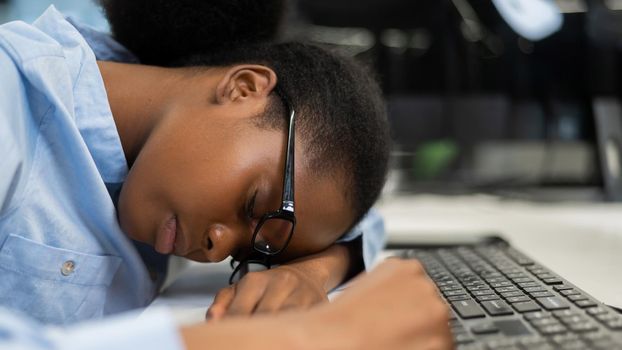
[{"x1": 246, "y1": 190, "x2": 258, "y2": 219}]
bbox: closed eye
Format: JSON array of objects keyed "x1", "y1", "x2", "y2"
[{"x1": 246, "y1": 189, "x2": 258, "y2": 219}]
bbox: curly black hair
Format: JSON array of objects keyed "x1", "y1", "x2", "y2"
[
  {"x1": 98, "y1": 0, "x2": 286, "y2": 66},
  {"x1": 183, "y1": 43, "x2": 390, "y2": 228}
]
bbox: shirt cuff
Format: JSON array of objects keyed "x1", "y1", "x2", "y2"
[
  {"x1": 53, "y1": 307, "x2": 184, "y2": 350},
  {"x1": 336, "y1": 208, "x2": 387, "y2": 270}
]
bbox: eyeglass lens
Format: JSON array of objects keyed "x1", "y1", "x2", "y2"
[{"x1": 253, "y1": 217, "x2": 295, "y2": 254}]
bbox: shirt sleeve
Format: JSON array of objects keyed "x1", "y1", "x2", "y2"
[
  {"x1": 336, "y1": 208, "x2": 387, "y2": 270},
  {"x1": 0, "y1": 306, "x2": 184, "y2": 350},
  {"x1": 0, "y1": 49, "x2": 27, "y2": 217}
]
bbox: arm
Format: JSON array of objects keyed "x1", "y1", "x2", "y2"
[
  {"x1": 207, "y1": 210, "x2": 385, "y2": 318},
  {"x1": 0, "y1": 260, "x2": 451, "y2": 350},
  {"x1": 185, "y1": 259, "x2": 453, "y2": 350}
]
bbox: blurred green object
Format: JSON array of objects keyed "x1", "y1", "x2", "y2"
[{"x1": 412, "y1": 140, "x2": 458, "y2": 180}]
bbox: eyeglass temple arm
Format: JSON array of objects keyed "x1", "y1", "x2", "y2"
[{"x1": 281, "y1": 108, "x2": 295, "y2": 213}]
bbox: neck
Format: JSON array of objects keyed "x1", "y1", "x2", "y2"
[{"x1": 97, "y1": 61, "x2": 181, "y2": 166}]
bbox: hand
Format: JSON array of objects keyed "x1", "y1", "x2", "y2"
[
  {"x1": 308, "y1": 258, "x2": 454, "y2": 350},
  {"x1": 181, "y1": 259, "x2": 453, "y2": 350},
  {"x1": 207, "y1": 265, "x2": 328, "y2": 320}
]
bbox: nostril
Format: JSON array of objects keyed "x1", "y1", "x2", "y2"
[{"x1": 207, "y1": 237, "x2": 214, "y2": 250}]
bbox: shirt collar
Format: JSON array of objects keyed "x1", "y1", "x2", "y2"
[{"x1": 34, "y1": 6, "x2": 129, "y2": 183}]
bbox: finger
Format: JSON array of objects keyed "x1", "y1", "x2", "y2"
[
  {"x1": 254, "y1": 282, "x2": 295, "y2": 314},
  {"x1": 206, "y1": 286, "x2": 235, "y2": 320},
  {"x1": 226, "y1": 273, "x2": 268, "y2": 316}
]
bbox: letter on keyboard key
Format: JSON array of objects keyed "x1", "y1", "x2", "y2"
[
  {"x1": 451, "y1": 299, "x2": 486, "y2": 319},
  {"x1": 536, "y1": 296, "x2": 570, "y2": 310}
]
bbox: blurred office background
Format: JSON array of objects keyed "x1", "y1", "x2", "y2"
[
  {"x1": 2, "y1": 0, "x2": 621, "y2": 202},
  {"x1": 283, "y1": 0, "x2": 622, "y2": 202}
]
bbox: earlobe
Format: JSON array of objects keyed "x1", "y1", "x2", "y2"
[{"x1": 215, "y1": 65, "x2": 278, "y2": 105}]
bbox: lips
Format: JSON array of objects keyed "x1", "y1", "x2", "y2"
[{"x1": 155, "y1": 215, "x2": 177, "y2": 254}]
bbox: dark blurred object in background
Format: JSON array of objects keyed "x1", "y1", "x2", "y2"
[{"x1": 289, "y1": 0, "x2": 622, "y2": 201}]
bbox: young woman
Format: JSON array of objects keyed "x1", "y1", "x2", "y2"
[
  {"x1": 71, "y1": 0, "x2": 388, "y2": 320},
  {"x1": 0, "y1": 6, "x2": 452, "y2": 349}
]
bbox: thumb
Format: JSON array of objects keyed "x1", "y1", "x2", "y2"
[{"x1": 206, "y1": 285, "x2": 236, "y2": 321}]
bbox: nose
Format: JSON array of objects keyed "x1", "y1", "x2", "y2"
[{"x1": 203, "y1": 223, "x2": 247, "y2": 262}]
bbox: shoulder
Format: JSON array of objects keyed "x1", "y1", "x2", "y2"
[{"x1": 0, "y1": 6, "x2": 96, "y2": 90}]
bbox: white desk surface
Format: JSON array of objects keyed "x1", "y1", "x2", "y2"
[
  {"x1": 151, "y1": 194, "x2": 622, "y2": 324},
  {"x1": 377, "y1": 194, "x2": 622, "y2": 310}
]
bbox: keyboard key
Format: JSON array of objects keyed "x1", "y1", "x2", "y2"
[
  {"x1": 536, "y1": 296, "x2": 570, "y2": 310},
  {"x1": 553, "y1": 284, "x2": 574, "y2": 291},
  {"x1": 550, "y1": 333, "x2": 579, "y2": 345},
  {"x1": 444, "y1": 290, "x2": 468, "y2": 297},
  {"x1": 559, "y1": 315, "x2": 590, "y2": 325},
  {"x1": 581, "y1": 332, "x2": 611, "y2": 342},
  {"x1": 518, "y1": 282, "x2": 540, "y2": 288},
  {"x1": 531, "y1": 317, "x2": 560, "y2": 327},
  {"x1": 529, "y1": 291, "x2": 555, "y2": 298},
  {"x1": 451, "y1": 299, "x2": 486, "y2": 319},
  {"x1": 471, "y1": 322, "x2": 499, "y2": 334},
  {"x1": 477, "y1": 295, "x2": 501, "y2": 302},
  {"x1": 511, "y1": 277, "x2": 533, "y2": 283},
  {"x1": 493, "y1": 319, "x2": 532, "y2": 336},
  {"x1": 506, "y1": 296, "x2": 531, "y2": 303},
  {"x1": 454, "y1": 332, "x2": 475, "y2": 344},
  {"x1": 538, "y1": 324, "x2": 568, "y2": 335},
  {"x1": 523, "y1": 286, "x2": 548, "y2": 293},
  {"x1": 604, "y1": 319, "x2": 622, "y2": 330},
  {"x1": 595, "y1": 313, "x2": 620, "y2": 322},
  {"x1": 524, "y1": 311, "x2": 551, "y2": 320},
  {"x1": 542, "y1": 277, "x2": 563, "y2": 285},
  {"x1": 575, "y1": 299, "x2": 598, "y2": 308},
  {"x1": 500, "y1": 291, "x2": 525, "y2": 298},
  {"x1": 491, "y1": 281, "x2": 513, "y2": 288},
  {"x1": 560, "y1": 289, "x2": 580, "y2": 296},
  {"x1": 447, "y1": 295, "x2": 471, "y2": 302},
  {"x1": 552, "y1": 310, "x2": 581, "y2": 318},
  {"x1": 535, "y1": 272, "x2": 555, "y2": 279},
  {"x1": 481, "y1": 300, "x2": 514, "y2": 316},
  {"x1": 567, "y1": 294, "x2": 588, "y2": 302},
  {"x1": 587, "y1": 307, "x2": 610, "y2": 316},
  {"x1": 467, "y1": 285, "x2": 491, "y2": 291},
  {"x1": 567, "y1": 322, "x2": 599, "y2": 333},
  {"x1": 513, "y1": 301, "x2": 541, "y2": 313},
  {"x1": 440, "y1": 284, "x2": 463, "y2": 292}
]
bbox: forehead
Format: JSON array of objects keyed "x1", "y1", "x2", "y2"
[{"x1": 273, "y1": 139, "x2": 355, "y2": 261}]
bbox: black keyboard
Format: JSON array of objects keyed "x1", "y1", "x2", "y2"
[{"x1": 400, "y1": 238, "x2": 622, "y2": 350}]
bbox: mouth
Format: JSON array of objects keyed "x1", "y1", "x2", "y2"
[{"x1": 155, "y1": 215, "x2": 177, "y2": 254}]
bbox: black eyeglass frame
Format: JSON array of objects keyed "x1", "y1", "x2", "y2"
[{"x1": 249, "y1": 90, "x2": 296, "y2": 256}]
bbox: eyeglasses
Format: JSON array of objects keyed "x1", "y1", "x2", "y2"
[
  {"x1": 229, "y1": 256, "x2": 271, "y2": 284},
  {"x1": 229, "y1": 91, "x2": 297, "y2": 284},
  {"x1": 252, "y1": 93, "x2": 296, "y2": 256}
]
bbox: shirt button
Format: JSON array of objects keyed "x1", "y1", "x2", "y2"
[{"x1": 61, "y1": 260, "x2": 75, "y2": 276}]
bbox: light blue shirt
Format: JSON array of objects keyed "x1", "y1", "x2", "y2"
[
  {"x1": 0, "y1": 6, "x2": 158, "y2": 324},
  {"x1": 0, "y1": 6, "x2": 386, "y2": 349}
]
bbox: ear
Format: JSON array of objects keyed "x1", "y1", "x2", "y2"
[{"x1": 215, "y1": 65, "x2": 278, "y2": 105}]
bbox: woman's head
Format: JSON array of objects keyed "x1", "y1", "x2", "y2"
[
  {"x1": 184, "y1": 43, "x2": 390, "y2": 229},
  {"x1": 115, "y1": 43, "x2": 389, "y2": 263}
]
